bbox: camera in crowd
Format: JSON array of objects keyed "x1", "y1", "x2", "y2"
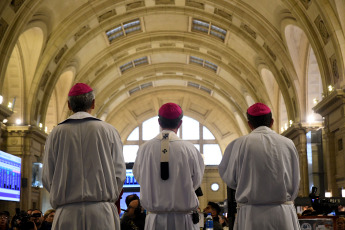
[
  {"x1": 309, "y1": 186, "x2": 340, "y2": 215},
  {"x1": 11, "y1": 208, "x2": 37, "y2": 230}
]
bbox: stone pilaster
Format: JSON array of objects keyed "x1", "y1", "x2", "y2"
[
  {"x1": 283, "y1": 123, "x2": 308, "y2": 196},
  {"x1": 0, "y1": 104, "x2": 13, "y2": 147},
  {"x1": 2, "y1": 125, "x2": 47, "y2": 211},
  {"x1": 313, "y1": 89, "x2": 345, "y2": 197}
]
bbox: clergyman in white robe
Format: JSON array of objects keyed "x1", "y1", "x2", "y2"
[
  {"x1": 133, "y1": 130, "x2": 205, "y2": 230},
  {"x1": 219, "y1": 126, "x2": 301, "y2": 230},
  {"x1": 219, "y1": 103, "x2": 301, "y2": 230},
  {"x1": 42, "y1": 83, "x2": 126, "y2": 230}
]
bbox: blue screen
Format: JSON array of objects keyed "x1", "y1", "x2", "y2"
[
  {"x1": 123, "y1": 169, "x2": 139, "y2": 188},
  {"x1": 0, "y1": 150, "x2": 21, "y2": 202}
]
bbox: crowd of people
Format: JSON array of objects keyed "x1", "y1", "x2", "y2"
[
  {"x1": 0, "y1": 203, "x2": 231, "y2": 230},
  {"x1": 0, "y1": 209, "x2": 55, "y2": 230}
]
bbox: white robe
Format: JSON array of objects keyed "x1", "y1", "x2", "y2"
[
  {"x1": 42, "y1": 112, "x2": 126, "y2": 230},
  {"x1": 133, "y1": 130, "x2": 205, "y2": 230},
  {"x1": 218, "y1": 126, "x2": 301, "y2": 230}
]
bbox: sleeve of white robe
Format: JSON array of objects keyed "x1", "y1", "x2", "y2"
[
  {"x1": 132, "y1": 148, "x2": 141, "y2": 184},
  {"x1": 112, "y1": 130, "x2": 126, "y2": 194},
  {"x1": 42, "y1": 130, "x2": 56, "y2": 193},
  {"x1": 190, "y1": 148, "x2": 205, "y2": 190},
  {"x1": 218, "y1": 138, "x2": 241, "y2": 189}
]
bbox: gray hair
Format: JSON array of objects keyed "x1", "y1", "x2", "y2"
[{"x1": 68, "y1": 91, "x2": 95, "y2": 112}]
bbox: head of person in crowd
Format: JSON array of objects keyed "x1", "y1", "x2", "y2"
[
  {"x1": 246, "y1": 103, "x2": 273, "y2": 130},
  {"x1": 0, "y1": 211, "x2": 10, "y2": 230},
  {"x1": 125, "y1": 194, "x2": 140, "y2": 207},
  {"x1": 27, "y1": 209, "x2": 33, "y2": 215},
  {"x1": 203, "y1": 202, "x2": 221, "y2": 218},
  {"x1": 43, "y1": 209, "x2": 55, "y2": 223},
  {"x1": 30, "y1": 209, "x2": 42, "y2": 229},
  {"x1": 40, "y1": 209, "x2": 55, "y2": 230},
  {"x1": 127, "y1": 199, "x2": 142, "y2": 219},
  {"x1": 158, "y1": 103, "x2": 183, "y2": 133},
  {"x1": 68, "y1": 83, "x2": 95, "y2": 113},
  {"x1": 337, "y1": 217, "x2": 345, "y2": 230}
]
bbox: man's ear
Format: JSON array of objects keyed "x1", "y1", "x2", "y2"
[
  {"x1": 68, "y1": 101, "x2": 72, "y2": 110},
  {"x1": 270, "y1": 118, "x2": 274, "y2": 128},
  {"x1": 247, "y1": 121, "x2": 254, "y2": 130},
  {"x1": 177, "y1": 120, "x2": 182, "y2": 129},
  {"x1": 91, "y1": 99, "x2": 95, "y2": 109}
]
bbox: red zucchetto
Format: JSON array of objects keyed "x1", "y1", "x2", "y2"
[
  {"x1": 158, "y1": 103, "x2": 183, "y2": 119},
  {"x1": 68, "y1": 83, "x2": 93, "y2": 96},
  {"x1": 247, "y1": 103, "x2": 271, "y2": 116}
]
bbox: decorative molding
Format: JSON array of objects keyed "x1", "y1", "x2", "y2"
[
  {"x1": 0, "y1": 18, "x2": 8, "y2": 43},
  {"x1": 74, "y1": 25, "x2": 90, "y2": 41},
  {"x1": 98, "y1": 9, "x2": 116, "y2": 23},
  {"x1": 300, "y1": 0, "x2": 311, "y2": 9},
  {"x1": 10, "y1": 0, "x2": 25, "y2": 13},
  {"x1": 185, "y1": 0, "x2": 204, "y2": 9},
  {"x1": 246, "y1": 80, "x2": 255, "y2": 91},
  {"x1": 292, "y1": 97, "x2": 297, "y2": 117},
  {"x1": 126, "y1": 1, "x2": 145, "y2": 11},
  {"x1": 54, "y1": 45, "x2": 68, "y2": 64},
  {"x1": 330, "y1": 54, "x2": 340, "y2": 82},
  {"x1": 136, "y1": 45, "x2": 151, "y2": 52},
  {"x1": 0, "y1": 104, "x2": 13, "y2": 121},
  {"x1": 280, "y1": 68, "x2": 291, "y2": 88},
  {"x1": 214, "y1": 8, "x2": 232, "y2": 22},
  {"x1": 263, "y1": 43, "x2": 277, "y2": 61},
  {"x1": 155, "y1": 0, "x2": 175, "y2": 4},
  {"x1": 95, "y1": 64, "x2": 108, "y2": 76},
  {"x1": 240, "y1": 23, "x2": 256, "y2": 39},
  {"x1": 40, "y1": 70, "x2": 51, "y2": 90},
  {"x1": 207, "y1": 51, "x2": 221, "y2": 60},
  {"x1": 184, "y1": 44, "x2": 199, "y2": 50},
  {"x1": 314, "y1": 15, "x2": 330, "y2": 45},
  {"x1": 159, "y1": 43, "x2": 175, "y2": 47}
]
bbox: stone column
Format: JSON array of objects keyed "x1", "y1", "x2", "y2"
[
  {"x1": 0, "y1": 104, "x2": 13, "y2": 147},
  {"x1": 2, "y1": 125, "x2": 47, "y2": 211},
  {"x1": 283, "y1": 123, "x2": 309, "y2": 196},
  {"x1": 313, "y1": 89, "x2": 345, "y2": 197}
]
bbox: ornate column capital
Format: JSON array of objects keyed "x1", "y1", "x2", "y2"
[{"x1": 0, "y1": 104, "x2": 13, "y2": 121}]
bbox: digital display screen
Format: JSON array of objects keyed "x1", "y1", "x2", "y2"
[
  {"x1": 123, "y1": 169, "x2": 139, "y2": 188},
  {"x1": 0, "y1": 150, "x2": 21, "y2": 202}
]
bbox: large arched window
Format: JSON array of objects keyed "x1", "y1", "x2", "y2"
[{"x1": 124, "y1": 116, "x2": 222, "y2": 165}]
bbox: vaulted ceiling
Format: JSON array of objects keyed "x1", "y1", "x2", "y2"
[{"x1": 0, "y1": 0, "x2": 344, "y2": 151}]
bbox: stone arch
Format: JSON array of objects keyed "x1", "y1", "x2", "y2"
[
  {"x1": 282, "y1": 22, "x2": 323, "y2": 126},
  {"x1": 334, "y1": 0, "x2": 345, "y2": 33},
  {"x1": 45, "y1": 69, "x2": 75, "y2": 132},
  {"x1": 3, "y1": 26, "x2": 44, "y2": 124}
]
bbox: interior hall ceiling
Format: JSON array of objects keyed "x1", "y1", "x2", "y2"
[{"x1": 1, "y1": 0, "x2": 342, "y2": 150}]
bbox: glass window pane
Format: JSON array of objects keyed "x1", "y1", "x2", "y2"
[
  {"x1": 194, "y1": 144, "x2": 200, "y2": 151},
  {"x1": 127, "y1": 127, "x2": 139, "y2": 140},
  {"x1": 123, "y1": 145, "x2": 139, "y2": 163},
  {"x1": 143, "y1": 116, "x2": 159, "y2": 140},
  {"x1": 203, "y1": 144, "x2": 222, "y2": 165},
  {"x1": 203, "y1": 126, "x2": 215, "y2": 140},
  {"x1": 182, "y1": 116, "x2": 199, "y2": 140}
]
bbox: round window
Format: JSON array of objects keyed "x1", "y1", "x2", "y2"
[{"x1": 211, "y1": 183, "x2": 219, "y2": 191}]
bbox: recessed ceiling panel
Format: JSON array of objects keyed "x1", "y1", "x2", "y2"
[
  {"x1": 144, "y1": 14, "x2": 189, "y2": 32},
  {"x1": 150, "y1": 53, "x2": 187, "y2": 64}
]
